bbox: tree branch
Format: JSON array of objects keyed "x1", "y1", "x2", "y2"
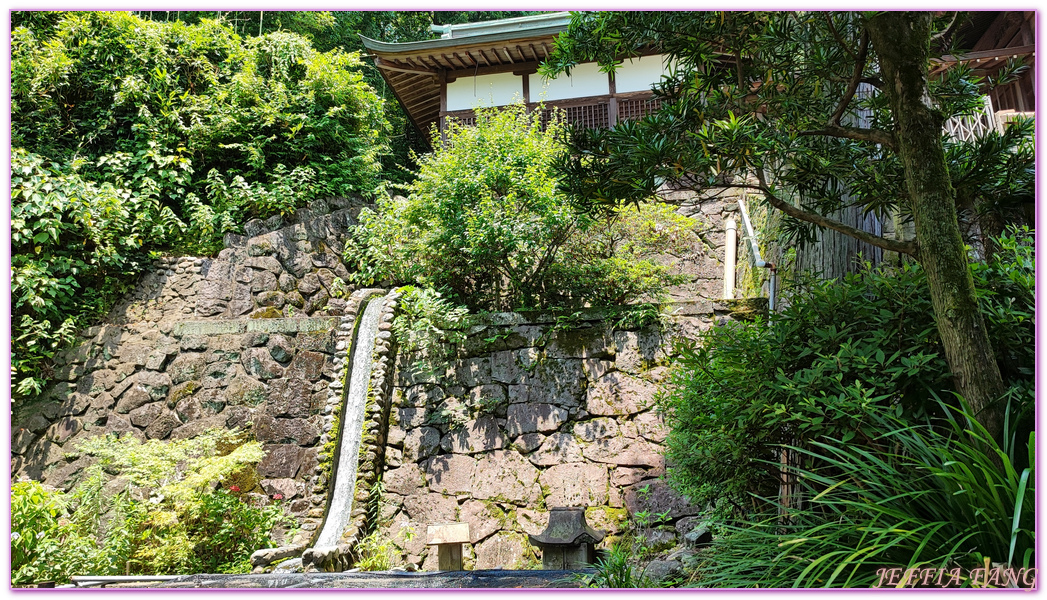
[
  {"x1": 751, "y1": 171, "x2": 916, "y2": 256},
  {"x1": 798, "y1": 123, "x2": 896, "y2": 150},
  {"x1": 735, "y1": 46, "x2": 744, "y2": 91},
  {"x1": 929, "y1": 11, "x2": 964, "y2": 50},
  {"x1": 830, "y1": 76, "x2": 884, "y2": 88},
  {"x1": 824, "y1": 13, "x2": 858, "y2": 62},
  {"x1": 830, "y1": 31, "x2": 869, "y2": 125}
]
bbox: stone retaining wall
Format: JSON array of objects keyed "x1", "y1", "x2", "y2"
[
  {"x1": 375, "y1": 301, "x2": 747, "y2": 570},
  {"x1": 105, "y1": 197, "x2": 364, "y2": 326},
  {"x1": 11, "y1": 199, "x2": 367, "y2": 548},
  {"x1": 11, "y1": 314, "x2": 343, "y2": 546},
  {"x1": 11, "y1": 191, "x2": 750, "y2": 572}
]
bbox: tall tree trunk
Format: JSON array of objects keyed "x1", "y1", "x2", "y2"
[{"x1": 866, "y1": 12, "x2": 1006, "y2": 441}]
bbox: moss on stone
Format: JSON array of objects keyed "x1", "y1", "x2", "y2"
[
  {"x1": 250, "y1": 306, "x2": 284, "y2": 319},
  {"x1": 721, "y1": 297, "x2": 769, "y2": 321},
  {"x1": 586, "y1": 506, "x2": 629, "y2": 525},
  {"x1": 480, "y1": 499, "x2": 513, "y2": 528},
  {"x1": 248, "y1": 239, "x2": 275, "y2": 256},
  {"x1": 167, "y1": 381, "x2": 198, "y2": 405}
]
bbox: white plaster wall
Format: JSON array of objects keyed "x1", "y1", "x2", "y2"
[
  {"x1": 446, "y1": 72, "x2": 523, "y2": 111},
  {"x1": 615, "y1": 54, "x2": 671, "y2": 93},
  {"x1": 530, "y1": 61, "x2": 609, "y2": 101}
]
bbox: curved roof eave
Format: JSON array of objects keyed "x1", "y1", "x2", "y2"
[{"x1": 359, "y1": 25, "x2": 568, "y2": 57}]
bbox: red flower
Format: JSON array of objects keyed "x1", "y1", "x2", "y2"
[
  {"x1": 229, "y1": 485, "x2": 241, "y2": 492},
  {"x1": 272, "y1": 493, "x2": 284, "y2": 500}
]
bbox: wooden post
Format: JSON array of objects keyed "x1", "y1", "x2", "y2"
[
  {"x1": 724, "y1": 214, "x2": 737, "y2": 299},
  {"x1": 437, "y1": 543, "x2": 463, "y2": 571},
  {"x1": 427, "y1": 523, "x2": 470, "y2": 571},
  {"x1": 439, "y1": 71, "x2": 449, "y2": 143}
]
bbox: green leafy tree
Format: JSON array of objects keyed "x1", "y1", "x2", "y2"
[
  {"x1": 12, "y1": 11, "x2": 390, "y2": 240},
  {"x1": 123, "y1": 11, "x2": 547, "y2": 183},
  {"x1": 11, "y1": 150, "x2": 182, "y2": 398},
  {"x1": 345, "y1": 104, "x2": 693, "y2": 312},
  {"x1": 661, "y1": 228, "x2": 1034, "y2": 510},
  {"x1": 543, "y1": 11, "x2": 1033, "y2": 440},
  {"x1": 11, "y1": 11, "x2": 391, "y2": 399}
]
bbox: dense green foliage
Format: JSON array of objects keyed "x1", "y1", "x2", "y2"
[
  {"x1": 661, "y1": 228, "x2": 1034, "y2": 510},
  {"x1": 544, "y1": 11, "x2": 1033, "y2": 442},
  {"x1": 123, "y1": 10, "x2": 545, "y2": 183},
  {"x1": 542, "y1": 11, "x2": 1032, "y2": 242},
  {"x1": 11, "y1": 150, "x2": 181, "y2": 397},
  {"x1": 391, "y1": 286, "x2": 473, "y2": 373},
  {"x1": 11, "y1": 430, "x2": 289, "y2": 584},
  {"x1": 13, "y1": 11, "x2": 389, "y2": 224},
  {"x1": 11, "y1": 10, "x2": 390, "y2": 399},
  {"x1": 345, "y1": 105, "x2": 694, "y2": 312},
  {"x1": 690, "y1": 404, "x2": 1034, "y2": 587}
]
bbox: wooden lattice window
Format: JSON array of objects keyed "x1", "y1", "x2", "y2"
[
  {"x1": 617, "y1": 96, "x2": 662, "y2": 122},
  {"x1": 540, "y1": 102, "x2": 609, "y2": 130}
]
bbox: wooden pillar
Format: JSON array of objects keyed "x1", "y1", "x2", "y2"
[
  {"x1": 724, "y1": 214, "x2": 737, "y2": 299},
  {"x1": 427, "y1": 523, "x2": 469, "y2": 572},
  {"x1": 439, "y1": 71, "x2": 448, "y2": 141},
  {"x1": 608, "y1": 72, "x2": 618, "y2": 127}
]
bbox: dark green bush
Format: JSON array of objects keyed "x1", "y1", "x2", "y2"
[
  {"x1": 11, "y1": 150, "x2": 181, "y2": 398},
  {"x1": 345, "y1": 104, "x2": 695, "y2": 312},
  {"x1": 11, "y1": 430, "x2": 290, "y2": 583},
  {"x1": 12, "y1": 11, "x2": 389, "y2": 244},
  {"x1": 660, "y1": 227, "x2": 1034, "y2": 510},
  {"x1": 11, "y1": 11, "x2": 391, "y2": 400},
  {"x1": 689, "y1": 402, "x2": 1035, "y2": 587}
]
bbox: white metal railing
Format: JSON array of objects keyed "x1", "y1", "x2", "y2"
[
  {"x1": 731, "y1": 197, "x2": 777, "y2": 312},
  {"x1": 736, "y1": 197, "x2": 765, "y2": 268},
  {"x1": 943, "y1": 96, "x2": 1000, "y2": 142}
]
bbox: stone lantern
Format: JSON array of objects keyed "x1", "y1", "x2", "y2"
[{"x1": 528, "y1": 507, "x2": 606, "y2": 570}]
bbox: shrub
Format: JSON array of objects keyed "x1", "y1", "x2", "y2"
[
  {"x1": 11, "y1": 10, "x2": 391, "y2": 400},
  {"x1": 689, "y1": 402, "x2": 1035, "y2": 588},
  {"x1": 11, "y1": 149, "x2": 182, "y2": 399},
  {"x1": 344, "y1": 104, "x2": 694, "y2": 312},
  {"x1": 11, "y1": 481, "x2": 100, "y2": 586},
  {"x1": 391, "y1": 286, "x2": 472, "y2": 376},
  {"x1": 660, "y1": 228, "x2": 1034, "y2": 511},
  {"x1": 12, "y1": 12, "x2": 390, "y2": 218},
  {"x1": 10, "y1": 430, "x2": 290, "y2": 583},
  {"x1": 579, "y1": 545, "x2": 654, "y2": 588}
]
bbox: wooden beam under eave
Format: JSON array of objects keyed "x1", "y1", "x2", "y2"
[
  {"x1": 400, "y1": 85, "x2": 438, "y2": 105},
  {"x1": 1019, "y1": 11, "x2": 1034, "y2": 46},
  {"x1": 452, "y1": 51, "x2": 474, "y2": 68},
  {"x1": 442, "y1": 53, "x2": 467, "y2": 69},
  {"x1": 933, "y1": 44, "x2": 1035, "y2": 64},
  {"x1": 477, "y1": 48, "x2": 497, "y2": 66},
  {"x1": 445, "y1": 60, "x2": 541, "y2": 82},
  {"x1": 972, "y1": 13, "x2": 1010, "y2": 52},
  {"x1": 375, "y1": 57, "x2": 437, "y2": 76},
  {"x1": 397, "y1": 81, "x2": 435, "y2": 101},
  {"x1": 468, "y1": 49, "x2": 491, "y2": 67},
  {"x1": 405, "y1": 57, "x2": 429, "y2": 71}
]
